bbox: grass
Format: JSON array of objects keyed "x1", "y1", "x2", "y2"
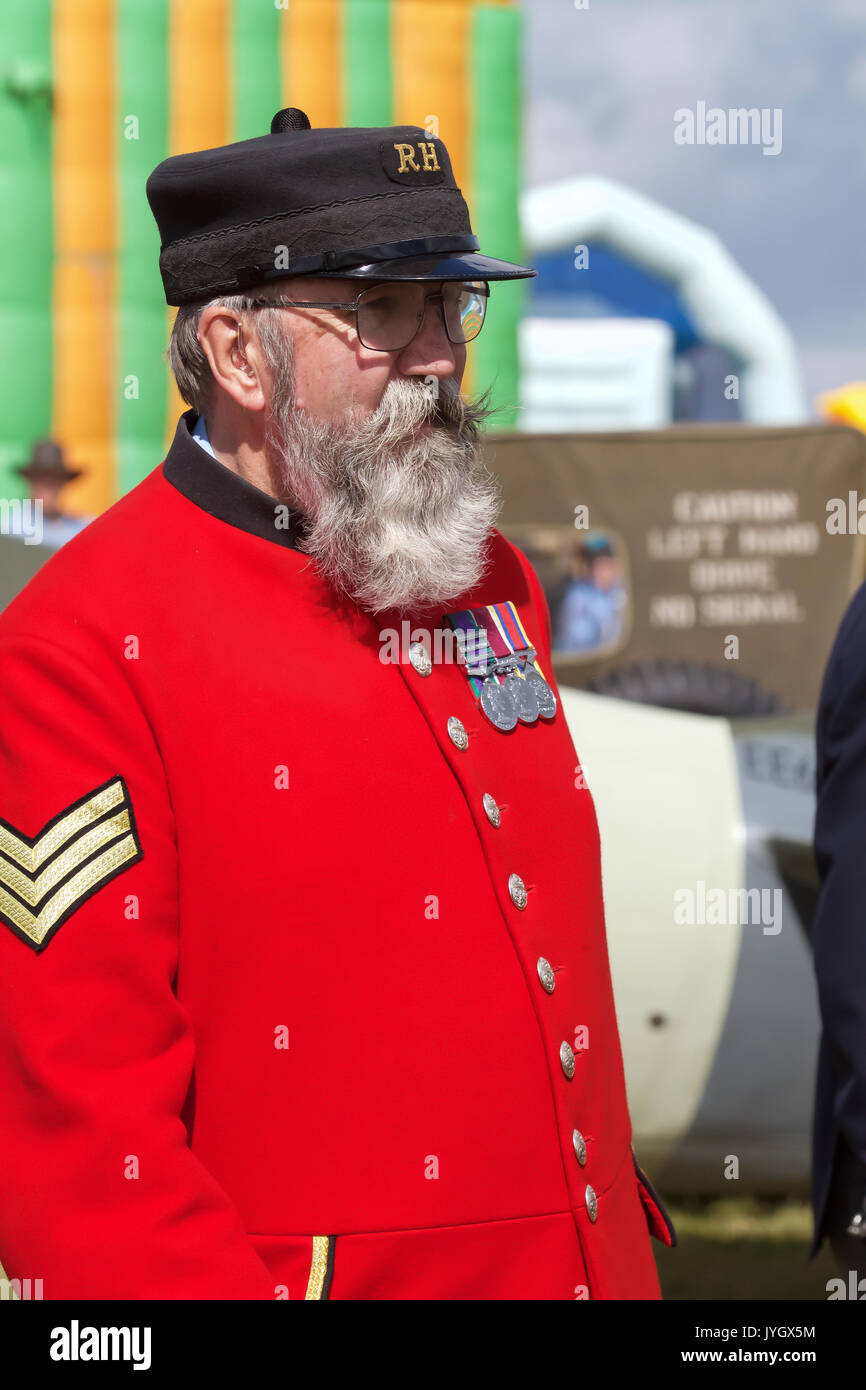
[{"x1": 655, "y1": 1196, "x2": 841, "y2": 1300}]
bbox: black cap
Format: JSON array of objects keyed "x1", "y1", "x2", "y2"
[{"x1": 146, "y1": 107, "x2": 536, "y2": 305}]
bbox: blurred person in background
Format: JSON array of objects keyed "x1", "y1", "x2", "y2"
[
  {"x1": 9, "y1": 440, "x2": 92, "y2": 550},
  {"x1": 553, "y1": 533, "x2": 627, "y2": 653}
]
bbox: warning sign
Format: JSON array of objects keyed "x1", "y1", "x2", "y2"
[{"x1": 486, "y1": 424, "x2": 866, "y2": 713}]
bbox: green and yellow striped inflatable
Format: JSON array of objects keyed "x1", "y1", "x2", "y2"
[{"x1": 0, "y1": 0, "x2": 529, "y2": 518}]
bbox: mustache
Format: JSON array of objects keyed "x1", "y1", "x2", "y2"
[{"x1": 358, "y1": 377, "x2": 483, "y2": 442}]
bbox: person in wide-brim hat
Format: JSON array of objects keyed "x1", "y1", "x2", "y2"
[
  {"x1": 14, "y1": 439, "x2": 83, "y2": 521},
  {"x1": 15, "y1": 439, "x2": 83, "y2": 484}
]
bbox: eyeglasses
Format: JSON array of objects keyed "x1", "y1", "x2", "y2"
[{"x1": 243, "y1": 279, "x2": 489, "y2": 352}]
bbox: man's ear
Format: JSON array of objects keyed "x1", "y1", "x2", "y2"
[{"x1": 197, "y1": 306, "x2": 266, "y2": 412}]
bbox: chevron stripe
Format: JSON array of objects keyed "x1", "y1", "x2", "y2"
[
  {"x1": 0, "y1": 777, "x2": 126, "y2": 873},
  {"x1": 0, "y1": 808, "x2": 132, "y2": 906},
  {"x1": 0, "y1": 778, "x2": 142, "y2": 952}
]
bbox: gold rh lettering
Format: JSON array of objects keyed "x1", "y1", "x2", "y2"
[{"x1": 393, "y1": 142, "x2": 420, "y2": 172}]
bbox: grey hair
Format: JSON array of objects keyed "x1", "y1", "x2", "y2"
[{"x1": 167, "y1": 283, "x2": 294, "y2": 413}]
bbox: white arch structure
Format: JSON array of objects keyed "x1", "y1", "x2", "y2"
[{"x1": 521, "y1": 177, "x2": 807, "y2": 424}]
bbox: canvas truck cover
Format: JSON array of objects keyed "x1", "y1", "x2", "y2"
[{"x1": 485, "y1": 424, "x2": 866, "y2": 714}]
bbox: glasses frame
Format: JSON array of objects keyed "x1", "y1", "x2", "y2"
[{"x1": 241, "y1": 279, "x2": 490, "y2": 352}]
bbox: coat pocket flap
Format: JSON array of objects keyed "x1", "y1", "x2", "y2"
[{"x1": 632, "y1": 1149, "x2": 677, "y2": 1248}]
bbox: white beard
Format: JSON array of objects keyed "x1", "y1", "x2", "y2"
[{"x1": 264, "y1": 370, "x2": 502, "y2": 614}]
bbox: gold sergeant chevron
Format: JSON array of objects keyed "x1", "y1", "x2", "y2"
[{"x1": 0, "y1": 777, "x2": 143, "y2": 952}]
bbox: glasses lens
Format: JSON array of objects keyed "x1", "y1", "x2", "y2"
[
  {"x1": 356, "y1": 281, "x2": 489, "y2": 350},
  {"x1": 357, "y1": 284, "x2": 423, "y2": 351},
  {"x1": 443, "y1": 281, "x2": 488, "y2": 344}
]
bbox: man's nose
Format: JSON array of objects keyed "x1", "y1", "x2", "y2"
[{"x1": 398, "y1": 294, "x2": 460, "y2": 377}]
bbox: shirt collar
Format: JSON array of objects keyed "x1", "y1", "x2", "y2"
[
  {"x1": 162, "y1": 409, "x2": 307, "y2": 552},
  {"x1": 191, "y1": 413, "x2": 217, "y2": 458}
]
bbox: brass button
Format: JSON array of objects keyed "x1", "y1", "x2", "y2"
[
  {"x1": 408, "y1": 642, "x2": 432, "y2": 677},
  {"x1": 537, "y1": 956, "x2": 555, "y2": 994},
  {"x1": 572, "y1": 1129, "x2": 587, "y2": 1166},
  {"x1": 560, "y1": 1040, "x2": 575, "y2": 1079},
  {"x1": 447, "y1": 716, "x2": 468, "y2": 751},
  {"x1": 482, "y1": 792, "x2": 501, "y2": 827},
  {"x1": 585, "y1": 1184, "x2": 598, "y2": 1222},
  {"x1": 508, "y1": 873, "x2": 527, "y2": 910}
]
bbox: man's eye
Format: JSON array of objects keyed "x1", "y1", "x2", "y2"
[{"x1": 366, "y1": 292, "x2": 400, "y2": 317}]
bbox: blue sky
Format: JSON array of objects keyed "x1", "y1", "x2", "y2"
[{"x1": 524, "y1": 0, "x2": 866, "y2": 412}]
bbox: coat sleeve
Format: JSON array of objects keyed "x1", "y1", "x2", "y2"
[
  {"x1": 0, "y1": 631, "x2": 277, "y2": 1298},
  {"x1": 812, "y1": 584, "x2": 866, "y2": 1168}
]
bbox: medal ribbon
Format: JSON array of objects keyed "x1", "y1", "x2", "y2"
[
  {"x1": 444, "y1": 601, "x2": 549, "y2": 706},
  {"x1": 444, "y1": 609, "x2": 491, "y2": 701}
]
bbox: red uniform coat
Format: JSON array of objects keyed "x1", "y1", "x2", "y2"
[{"x1": 0, "y1": 410, "x2": 674, "y2": 1299}]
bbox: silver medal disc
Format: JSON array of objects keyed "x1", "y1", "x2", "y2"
[
  {"x1": 522, "y1": 664, "x2": 557, "y2": 720},
  {"x1": 505, "y1": 669, "x2": 540, "y2": 724},
  {"x1": 480, "y1": 674, "x2": 519, "y2": 731}
]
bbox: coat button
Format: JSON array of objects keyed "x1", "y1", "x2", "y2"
[
  {"x1": 537, "y1": 956, "x2": 555, "y2": 993},
  {"x1": 560, "y1": 1040, "x2": 575, "y2": 1079},
  {"x1": 409, "y1": 642, "x2": 432, "y2": 677},
  {"x1": 508, "y1": 873, "x2": 527, "y2": 909},
  {"x1": 585, "y1": 1184, "x2": 598, "y2": 1222},
  {"x1": 482, "y1": 792, "x2": 501, "y2": 827},
  {"x1": 572, "y1": 1128, "x2": 587, "y2": 1166},
  {"x1": 447, "y1": 716, "x2": 468, "y2": 750}
]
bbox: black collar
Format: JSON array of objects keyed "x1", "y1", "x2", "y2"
[{"x1": 162, "y1": 409, "x2": 308, "y2": 551}]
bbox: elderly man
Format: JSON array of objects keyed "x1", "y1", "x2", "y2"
[{"x1": 0, "y1": 110, "x2": 673, "y2": 1300}]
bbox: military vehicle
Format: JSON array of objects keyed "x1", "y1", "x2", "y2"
[{"x1": 489, "y1": 420, "x2": 866, "y2": 1194}]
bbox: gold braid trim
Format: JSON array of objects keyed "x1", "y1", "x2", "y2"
[{"x1": 304, "y1": 1236, "x2": 330, "y2": 1300}]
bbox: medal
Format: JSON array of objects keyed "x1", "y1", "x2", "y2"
[
  {"x1": 444, "y1": 600, "x2": 557, "y2": 733},
  {"x1": 520, "y1": 652, "x2": 557, "y2": 720},
  {"x1": 480, "y1": 673, "x2": 519, "y2": 730},
  {"x1": 504, "y1": 666, "x2": 540, "y2": 723}
]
